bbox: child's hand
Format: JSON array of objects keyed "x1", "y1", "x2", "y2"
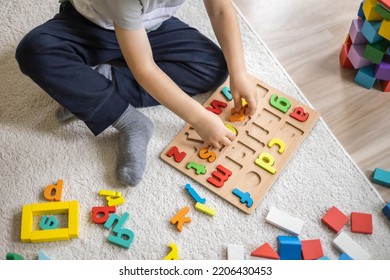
[
  {"x1": 230, "y1": 72, "x2": 258, "y2": 116},
  {"x1": 192, "y1": 109, "x2": 236, "y2": 149}
]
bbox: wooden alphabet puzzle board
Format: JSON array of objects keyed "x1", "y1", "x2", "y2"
[{"x1": 161, "y1": 77, "x2": 320, "y2": 214}]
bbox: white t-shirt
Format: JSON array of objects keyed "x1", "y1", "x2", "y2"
[{"x1": 65, "y1": 0, "x2": 185, "y2": 31}]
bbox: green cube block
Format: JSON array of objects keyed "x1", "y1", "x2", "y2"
[
  {"x1": 363, "y1": 40, "x2": 389, "y2": 64},
  {"x1": 375, "y1": 3, "x2": 390, "y2": 20}
]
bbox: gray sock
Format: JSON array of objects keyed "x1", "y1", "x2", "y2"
[
  {"x1": 95, "y1": 63, "x2": 112, "y2": 81},
  {"x1": 113, "y1": 105, "x2": 154, "y2": 186},
  {"x1": 55, "y1": 106, "x2": 75, "y2": 122}
]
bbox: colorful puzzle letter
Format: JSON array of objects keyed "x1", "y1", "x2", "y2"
[
  {"x1": 170, "y1": 206, "x2": 191, "y2": 232},
  {"x1": 164, "y1": 243, "x2": 179, "y2": 260},
  {"x1": 43, "y1": 179, "x2": 63, "y2": 201},
  {"x1": 104, "y1": 212, "x2": 134, "y2": 249}
]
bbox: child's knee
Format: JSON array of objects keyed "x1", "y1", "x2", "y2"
[{"x1": 15, "y1": 29, "x2": 53, "y2": 74}]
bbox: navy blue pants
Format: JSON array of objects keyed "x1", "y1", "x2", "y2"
[{"x1": 16, "y1": 2, "x2": 228, "y2": 135}]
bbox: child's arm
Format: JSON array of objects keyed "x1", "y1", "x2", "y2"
[
  {"x1": 204, "y1": 0, "x2": 258, "y2": 115},
  {"x1": 114, "y1": 26, "x2": 235, "y2": 149}
]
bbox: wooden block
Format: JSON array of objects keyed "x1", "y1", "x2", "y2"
[
  {"x1": 348, "y1": 44, "x2": 373, "y2": 69},
  {"x1": 381, "y1": 79, "x2": 390, "y2": 91},
  {"x1": 379, "y1": 0, "x2": 390, "y2": 10},
  {"x1": 332, "y1": 232, "x2": 371, "y2": 260},
  {"x1": 375, "y1": 61, "x2": 390, "y2": 80},
  {"x1": 351, "y1": 212, "x2": 373, "y2": 234},
  {"x1": 250, "y1": 242, "x2": 280, "y2": 259},
  {"x1": 363, "y1": 41, "x2": 388, "y2": 64},
  {"x1": 21, "y1": 201, "x2": 79, "y2": 243},
  {"x1": 382, "y1": 203, "x2": 390, "y2": 220},
  {"x1": 301, "y1": 239, "x2": 324, "y2": 260},
  {"x1": 363, "y1": 0, "x2": 384, "y2": 20},
  {"x1": 354, "y1": 65, "x2": 376, "y2": 89},
  {"x1": 265, "y1": 207, "x2": 304, "y2": 235},
  {"x1": 378, "y1": 19, "x2": 390, "y2": 40},
  {"x1": 317, "y1": 256, "x2": 331, "y2": 260},
  {"x1": 340, "y1": 44, "x2": 354, "y2": 68},
  {"x1": 362, "y1": 20, "x2": 384, "y2": 43},
  {"x1": 358, "y1": 1, "x2": 366, "y2": 20},
  {"x1": 38, "y1": 251, "x2": 50, "y2": 260},
  {"x1": 321, "y1": 206, "x2": 349, "y2": 233},
  {"x1": 348, "y1": 19, "x2": 368, "y2": 44},
  {"x1": 339, "y1": 253, "x2": 353, "y2": 260},
  {"x1": 160, "y1": 77, "x2": 319, "y2": 214},
  {"x1": 6, "y1": 252, "x2": 24, "y2": 260},
  {"x1": 277, "y1": 235, "x2": 302, "y2": 260},
  {"x1": 375, "y1": 3, "x2": 390, "y2": 20},
  {"x1": 227, "y1": 244, "x2": 244, "y2": 260},
  {"x1": 372, "y1": 167, "x2": 390, "y2": 187}
]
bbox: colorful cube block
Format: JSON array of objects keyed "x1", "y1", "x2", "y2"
[
  {"x1": 362, "y1": 20, "x2": 384, "y2": 43},
  {"x1": 372, "y1": 168, "x2": 390, "y2": 187},
  {"x1": 375, "y1": 3, "x2": 390, "y2": 20},
  {"x1": 363, "y1": 0, "x2": 384, "y2": 21},
  {"x1": 321, "y1": 206, "x2": 349, "y2": 233},
  {"x1": 348, "y1": 44, "x2": 373, "y2": 69},
  {"x1": 375, "y1": 61, "x2": 390, "y2": 80},
  {"x1": 277, "y1": 236, "x2": 302, "y2": 260},
  {"x1": 349, "y1": 19, "x2": 368, "y2": 44},
  {"x1": 382, "y1": 203, "x2": 390, "y2": 220},
  {"x1": 379, "y1": 19, "x2": 390, "y2": 40},
  {"x1": 354, "y1": 65, "x2": 377, "y2": 89},
  {"x1": 351, "y1": 212, "x2": 373, "y2": 234},
  {"x1": 363, "y1": 40, "x2": 389, "y2": 63},
  {"x1": 301, "y1": 239, "x2": 324, "y2": 260}
]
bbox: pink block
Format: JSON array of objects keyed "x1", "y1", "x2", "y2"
[
  {"x1": 348, "y1": 44, "x2": 372, "y2": 69},
  {"x1": 349, "y1": 19, "x2": 368, "y2": 44},
  {"x1": 375, "y1": 61, "x2": 390, "y2": 80}
]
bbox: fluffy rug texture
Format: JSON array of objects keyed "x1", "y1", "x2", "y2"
[{"x1": 1, "y1": 0, "x2": 389, "y2": 260}]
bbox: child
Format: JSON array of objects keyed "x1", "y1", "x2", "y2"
[{"x1": 15, "y1": 0, "x2": 258, "y2": 186}]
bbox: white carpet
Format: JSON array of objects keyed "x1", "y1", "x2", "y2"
[{"x1": 1, "y1": 0, "x2": 389, "y2": 260}]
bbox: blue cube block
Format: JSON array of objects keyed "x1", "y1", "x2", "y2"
[
  {"x1": 358, "y1": 1, "x2": 366, "y2": 20},
  {"x1": 354, "y1": 65, "x2": 376, "y2": 89},
  {"x1": 383, "y1": 203, "x2": 390, "y2": 221},
  {"x1": 372, "y1": 168, "x2": 390, "y2": 187},
  {"x1": 362, "y1": 20, "x2": 384, "y2": 43},
  {"x1": 339, "y1": 253, "x2": 353, "y2": 260},
  {"x1": 277, "y1": 235, "x2": 302, "y2": 260}
]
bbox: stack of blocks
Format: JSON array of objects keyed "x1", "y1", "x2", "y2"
[{"x1": 340, "y1": 0, "x2": 390, "y2": 91}]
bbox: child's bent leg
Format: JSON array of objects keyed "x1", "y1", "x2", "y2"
[{"x1": 15, "y1": 2, "x2": 153, "y2": 186}]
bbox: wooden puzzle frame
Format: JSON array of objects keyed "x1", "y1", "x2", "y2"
[{"x1": 161, "y1": 77, "x2": 320, "y2": 214}]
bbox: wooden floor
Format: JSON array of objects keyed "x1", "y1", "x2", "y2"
[{"x1": 232, "y1": 0, "x2": 390, "y2": 202}]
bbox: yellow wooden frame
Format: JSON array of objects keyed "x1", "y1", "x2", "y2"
[{"x1": 21, "y1": 201, "x2": 79, "y2": 242}]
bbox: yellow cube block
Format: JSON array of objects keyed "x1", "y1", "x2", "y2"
[{"x1": 378, "y1": 20, "x2": 390, "y2": 41}]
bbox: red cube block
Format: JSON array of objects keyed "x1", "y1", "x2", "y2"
[
  {"x1": 351, "y1": 212, "x2": 373, "y2": 234},
  {"x1": 321, "y1": 206, "x2": 349, "y2": 233},
  {"x1": 301, "y1": 239, "x2": 324, "y2": 260}
]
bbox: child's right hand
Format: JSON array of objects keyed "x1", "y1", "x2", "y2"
[{"x1": 192, "y1": 109, "x2": 236, "y2": 149}]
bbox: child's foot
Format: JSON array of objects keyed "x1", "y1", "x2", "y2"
[
  {"x1": 55, "y1": 106, "x2": 75, "y2": 122},
  {"x1": 113, "y1": 105, "x2": 154, "y2": 186}
]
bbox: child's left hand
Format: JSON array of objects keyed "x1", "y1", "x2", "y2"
[{"x1": 230, "y1": 72, "x2": 258, "y2": 116}]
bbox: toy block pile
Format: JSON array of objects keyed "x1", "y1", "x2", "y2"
[{"x1": 340, "y1": 0, "x2": 390, "y2": 91}]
